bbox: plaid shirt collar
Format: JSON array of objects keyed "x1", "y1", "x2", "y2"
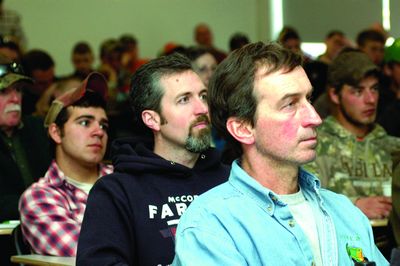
[{"x1": 45, "y1": 159, "x2": 112, "y2": 189}]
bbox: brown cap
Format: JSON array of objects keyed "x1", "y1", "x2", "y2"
[
  {"x1": 0, "y1": 54, "x2": 33, "y2": 90},
  {"x1": 328, "y1": 51, "x2": 378, "y2": 88},
  {"x1": 44, "y1": 72, "x2": 108, "y2": 127}
]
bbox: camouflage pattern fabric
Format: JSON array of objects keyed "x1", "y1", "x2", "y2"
[{"x1": 304, "y1": 116, "x2": 400, "y2": 201}]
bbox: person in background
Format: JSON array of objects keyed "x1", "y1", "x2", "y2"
[
  {"x1": 119, "y1": 34, "x2": 149, "y2": 74},
  {"x1": 378, "y1": 38, "x2": 400, "y2": 136},
  {"x1": 0, "y1": 0, "x2": 26, "y2": 51},
  {"x1": 183, "y1": 46, "x2": 217, "y2": 87},
  {"x1": 229, "y1": 32, "x2": 249, "y2": 52},
  {"x1": 0, "y1": 54, "x2": 51, "y2": 265},
  {"x1": 77, "y1": 53, "x2": 229, "y2": 266},
  {"x1": 19, "y1": 72, "x2": 113, "y2": 256},
  {"x1": 69, "y1": 41, "x2": 95, "y2": 81},
  {"x1": 194, "y1": 23, "x2": 227, "y2": 63},
  {"x1": 357, "y1": 29, "x2": 386, "y2": 67},
  {"x1": 21, "y1": 49, "x2": 57, "y2": 115},
  {"x1": 278, "y1": 26, "x2": 312, "y2": 63},
  {"x1": 0, "y1": 35, "x2": 21, "y2": 61},
  {"x1": 318, "y1": 30, "x2": 347, "y2": 65},
  {"x1": 173, "y1": 42, "x2": 387, "y2": 266}
]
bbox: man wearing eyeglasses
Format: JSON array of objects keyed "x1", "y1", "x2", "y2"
[{"x1": 0, "y1": 55, "x2": 51, "y2": 265}]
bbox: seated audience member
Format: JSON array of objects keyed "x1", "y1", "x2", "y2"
[
  {"x1": 194, "y1": 23, "x2": 227, "y2": 63},
  {"x1": 379, "y1": 38, "x2": 400, "y2": 136},
  {"x1": 119, "y1": 34, "x2": 149, "y2": 74},
  {"x1": 0, "y1": 55, "x2": 51, "y2": 265},
  {"x1": 19, "y1": 72, "x2": 113, "y2": 256},
  {"x1": 278, "y1": 26, "x2": 312, "y2": 63},
  {"x1": 357, "y1": 29, "x2": 385, "y2": 66},
  {"x1": 0, "y1": 55, "x2": 51, "y2": 222},
  {"x1": 69, "y1": 41, "x2": 95, "y2": 80},
  {"x1": 77, "y1": 53, "x2": 229, "y2": 266},
  {"x1": 318, "y1": 30, "x2": 347, "y2": 65},
  {"x1": 173, "y1": 42, "x2": 387, "y2": 265},
  {"x1": 0, "y1": 35, "x2": 21, "y2": 61},
  {"x1": 184, "y1": 46, "x2": 217, "y2": 87},
  {"x1": 229, "y1": 32, "x2": 249, "y2": 52},
  {"x1": 21, "y1": 49, "x2": 57, "y2": 114},
  {"x1": 391, "y1": 151, "x2": 400, "y2": 247},
  {"x1": 304, "y1": 51, "x2": 400, "y2": 219}
]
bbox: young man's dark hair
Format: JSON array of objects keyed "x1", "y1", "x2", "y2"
[
  {"x1": 72, "y1": 42, "x2": 92, "y2": 55},
  {"x1": 326, "y1": 30, "x2": 345, "y2": 39},
  {"x1": 229, "y1": 33, "x2": 250, "y2": 52},
  {"x1": 356, "y1": 29, "x2": 385, "y2": 48},
  {"x1": 208, "y1": 41, "x2": 302, "y2": 156}
]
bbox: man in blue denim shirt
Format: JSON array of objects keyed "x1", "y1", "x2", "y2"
[{"x1": 173, "y1": 42, "x2": 388, "y2": 265}]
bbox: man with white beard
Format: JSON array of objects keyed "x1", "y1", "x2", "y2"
[{"x1": 0, "y1": 54, "x2": 51, "y2": 223}]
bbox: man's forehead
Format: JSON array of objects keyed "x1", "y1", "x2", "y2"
[
  {"x1": 160, "y1": 71, "x2": 205, "y2": 93},
  {"x1": 66, "y1": 106, "x2": 107, "y2": 119}
]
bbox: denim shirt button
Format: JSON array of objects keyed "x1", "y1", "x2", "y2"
[
  {"x1": 267, "y1": 205, "x2": 272, "y2": 212},
  {"x1": 288, "y1": 219, "x2": 295, "y2": 227}
]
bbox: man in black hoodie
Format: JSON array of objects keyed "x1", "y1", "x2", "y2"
[{"x1": 77, "y1": 53, "x2": 229, "y2": 266}]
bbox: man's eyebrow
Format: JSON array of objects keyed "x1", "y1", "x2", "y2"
[{"x1": 74, "y1": 115, "x2": 95, "y2": 121}]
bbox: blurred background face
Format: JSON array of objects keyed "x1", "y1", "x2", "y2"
[
  {"x1": 72, "y1": 52, "x2": 94, "y2": 75},
  {"x1": 360, "y1": 41, "x2": 384, "y2": 66},
  {"x1": 193, "y1": 53, "x2": 217, "y2": 86},
  {"x1": 283, "y1": 38, "x2": 301, "y2": 54},
  {"x1": 31, "y1": 67, "x2": 55, "y2": 94},
  {"x1": 326, "y1": 34, "x2": 346, "y2": 58},
  {"x1": 195, "y1": 25, "x2": 212, "y2": 47}
]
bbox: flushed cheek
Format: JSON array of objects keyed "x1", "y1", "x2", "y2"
[{"x1": 281, "y1": 120, "x2": 298, "y2": 140}]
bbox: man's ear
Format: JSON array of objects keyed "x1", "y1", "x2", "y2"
[
  {"x1": 328, "y1": 87, "x2": 340, "y2": 105},
  {"x1": 142, "y1": 110, "x2": 161, "y2": 131},
  {"x1": 226, "y1": 117, "x2": 255, "y2": 145},
  {"x1": 48, "y1": 123, "x2": 62, "y2": 144}
]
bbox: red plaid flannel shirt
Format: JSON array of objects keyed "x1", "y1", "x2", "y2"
[{"x1": 19, "y1": 160, "x2": 113, "y2": 256}]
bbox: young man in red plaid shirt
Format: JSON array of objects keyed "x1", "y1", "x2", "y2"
[{"x1": 18, "y1": 72, "x2": 113, "y2": 256}]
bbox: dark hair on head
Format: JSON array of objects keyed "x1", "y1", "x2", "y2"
[
  {"x1": 229, "y1": 33, "x2": 250, "y2": 52},
  {"x1": 356, "y1": 29, "x2": 385, "y2": 47},
  {"x1": 278, "y1": 26, "x2": 300, "y2": 44},
  {"x1": 119, "y1": 34, "x2": 138, "y2": 50},
  {"x1": 208, "y1": 41, "x2": 303, "y2": 157},
  {"x1": 21, "y1": 49, "x2": 54, "y2": 76},
  {"x1": 129, "y1": 53, "x2": 193, "y2": 134},
  {"x1": 183, "y1": 46, "x2": 212, "y2": 61},
  {"x1": 326, "y1": 30, "x2": 345, "y2": 39},
  {"x1": 72, "y1": 42, "x2": 92, "y2": 55},
  {"x1": 0, "y1": 35, "x2": 21, "y2": 54},
  {"x1": 99, "y1": 39, "x2": 123, "y2": 60}
]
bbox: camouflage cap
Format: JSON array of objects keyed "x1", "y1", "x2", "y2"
[
  {"x1": 0, "y1": 54, "x2": 33, "y2": 90},
  {"x1": 384, "y1": 38, "x2": 400, "y2": 63},
  {"x1": 44, "y1": 72, "x2": 108, "y2": 127},
  {"x1": 328, "y1": 51, "x2": 378, "y2": 88}
]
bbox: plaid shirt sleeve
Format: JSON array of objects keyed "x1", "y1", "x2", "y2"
[{"x1": 19, "y1": 183, "x2": 84, "y2": 256}]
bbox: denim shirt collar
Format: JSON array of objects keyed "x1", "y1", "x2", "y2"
[{"x1": 229, "y1": 160, "x2": 323, "y2": 216}]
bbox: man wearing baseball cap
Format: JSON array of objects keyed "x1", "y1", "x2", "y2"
[
  {"x1": 19, "y1": 72, "x2": 113, "y2": 256},
  {"x1": 0, "y1": 54, "x2": 52, "y2": 265},
  {"x1": 305, "y1": 51, "x2": 400, "y2": 257}
]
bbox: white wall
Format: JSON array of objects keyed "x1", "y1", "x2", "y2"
[{"x1": 6, "y1": 0, "x2": 261, "y2": 75}]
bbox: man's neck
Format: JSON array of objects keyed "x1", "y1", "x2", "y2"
[
  {"x1": 333, "y1": 114, "x2": 372, "y2": 138},
  {"x1": 153, "y1": 140, "x2": 199, "y2": 169},
  {"x1": 241, "y1": 149, "x2": 299, "y2": 195},
  {"x1": 56, "y1": 156, "x2": 99, "y2": 184}
]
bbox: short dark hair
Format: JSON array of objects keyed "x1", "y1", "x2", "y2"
[
  {"x1": 21, "y1": 49, "x2": 54, "y2": 76},
  {"x1": 183, "y1": 46, "x2": 211, "y2": 61},
  {"x1": 326, "y1": 30, "x2": 345, "y2": 39},
  {"x1": 129, "y1": 53, "x2": 193, "y2": 133},
  {"x1": 72, "y1": 42, "x2": 92, "y2": 55},
  {"x1": 208, "y1": 42, "x2": 302, "y2": 156},
  {"x1": 356, "y1": 29, "x2": 385, "y2": 47},
  {"x1": 99, "y1": 39, "x2": 123, "y2": 60},
  {"x1": 229, "y1": 33, "x2": 250, "y2": 51},
  {"x1": 119, "y1": 34, "x2": 137, "y2": 51},
  {"x1": 278, "y1": 26, "x2": 300, "y2": 44}
]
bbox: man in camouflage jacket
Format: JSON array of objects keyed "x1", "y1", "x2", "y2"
[{"x1": 305, "y1": 51, "x2": 400, "y2": 220}]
